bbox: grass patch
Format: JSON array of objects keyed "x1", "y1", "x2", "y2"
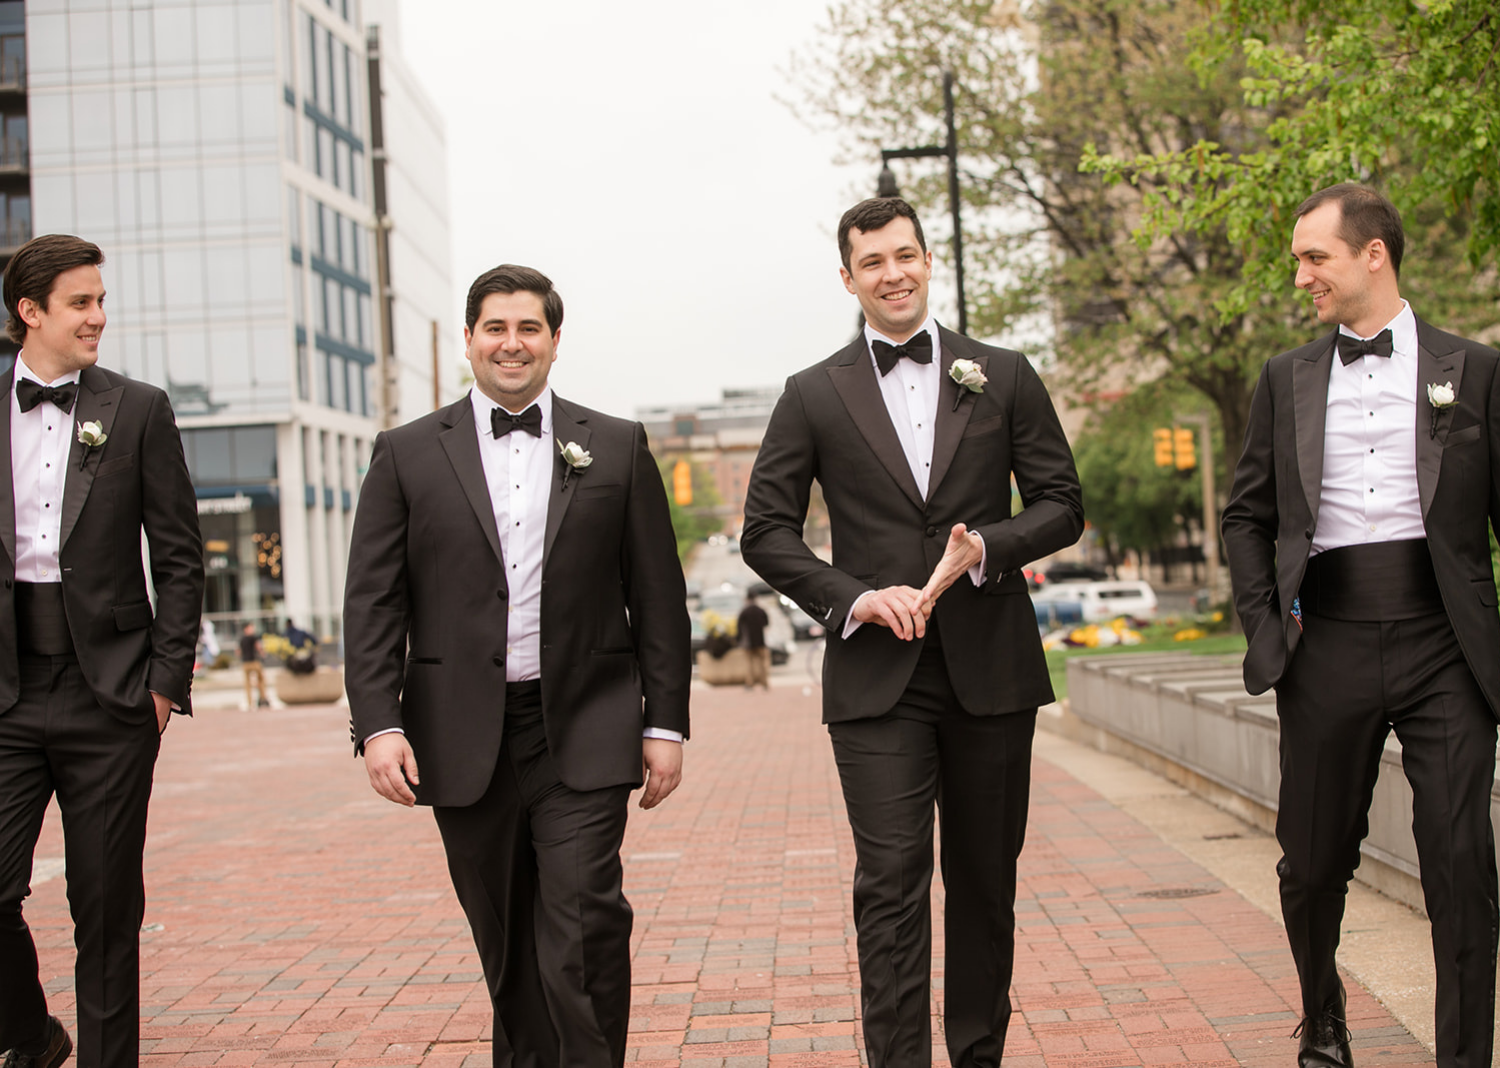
[{"x1": 1047, "y1": 633, "x2": 1247, "y2": 700}]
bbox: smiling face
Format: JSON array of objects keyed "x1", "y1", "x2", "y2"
[
  {"x1": 464, "y1": 289, "x2": 558, "y2": 411},
  {"x1": 18, "y1": 263, "x2": 106, "y2": 382},
  {"x1": 1291, "y1": 200, "x2": 1398, "y2": 337},
  {"x1": 840, "y1": 216, "x2": 933, "y2": 342}
]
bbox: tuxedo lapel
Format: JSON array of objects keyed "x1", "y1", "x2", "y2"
[
  {"x1": 59, "y1": 366, "x2": 124, "y2": 551},
  {"x1": 928, "y1": 327, "x2": 986, "y2": 500},
  {"x1": 544, "y1": 396, "x2": 591, "y2": 564},
  {"x1": 438, "y1": 398, "x2": 505, "y2": 567},
  {"x1": 1291, "y1": 333, "x2": 1337, "y2": 528},
  {"x1": 826, "y1": 337, "x2": 924, "y2": 510},
  {"x1": 0, "y1": 366, "x2": 13, "y2": 568},
  {"x1": 1415, "y1": 319, "x2": 1465, "y2": 521}
]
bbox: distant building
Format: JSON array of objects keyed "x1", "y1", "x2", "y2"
[
  {"x1": 18, "y1": 0, "x2": 454, "y2": 639},
  {"x1": 638, "y1": 387, "x2": 779, "y2": 529}
]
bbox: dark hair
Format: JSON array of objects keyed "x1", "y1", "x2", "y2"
[
  {"x1": 837, "y1": 198, "x2": 927, "y2": 271},
  {"x1": 465, "y1": 264, "x2": 564, "y2": 335},
  {"x1": 1296, "y1": 183, "x2": 1404, "y2": 277},
  {"x1": 3, "y1": 234, "x2": 105, "y2": 344}
]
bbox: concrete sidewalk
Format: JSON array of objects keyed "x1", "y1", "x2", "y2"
[{"x1": 22, "y1": 681, "x2": 1437, "y2": 1066}]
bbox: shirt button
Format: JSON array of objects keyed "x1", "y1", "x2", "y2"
[{"x1": 1369, "y1": 524, "x2": 1376, "y2": 531}]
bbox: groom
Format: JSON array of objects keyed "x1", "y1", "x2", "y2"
[
  {"x1": 343, "y1": 264, "x2": 690, "y2": 1068},
  {"x1": 742, "y1": 197, "x2": 1083, "y2": 1067}
]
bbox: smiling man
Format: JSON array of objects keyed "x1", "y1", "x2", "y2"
[
  {"x1": 0, "y1": 235, "x2": 203, "y2": 1068},
  {"x1": 343, "y1": 264, "x2": 689, "y2": 1068},
  {"x1": 1222, "y1": 184, "x2": 1500, "y2": 1067},
  {"x1": 741, "y1": 198, "x2": 1083, "y2": 1067}
]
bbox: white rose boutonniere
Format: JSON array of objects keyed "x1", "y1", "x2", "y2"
[
  {"x1": 948, "y1": 359, "x2": 988, "y2": 411},
  {"x1": 559, "y1": 439, "x2": 592, "y2": 489},
  {"x1": 77, "y1": 420, "x2": 107, "y2": 470},
  {"x1": 1427, "y1": 381, "x2": 1457, "y2": 438}
]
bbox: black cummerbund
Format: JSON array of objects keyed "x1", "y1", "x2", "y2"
[
  {"x1": 1299, "y1": 539, "x2": 1445, "y2": 621},
  {"x1": 15, "y1": 581, "x2": 76, "y2": 656}
]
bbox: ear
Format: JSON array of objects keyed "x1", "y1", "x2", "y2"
[
  {"x1": 550, "y1": 328, "x2": 561, "y2": 357},
  {"x1": 462, "y1": 324, "x2": 473, "y2": 348},
  {"x1": 839, "y1": 267, "x2": 855, "y2": 295},
  {"x1": 16, "y1": 296, "x2": 41, "y2": 330},
  {"x1": 923, "y1": 249, "x2": 934, "y2": 277},
  {"x1": 1365, "y1": 239, "x2": 1389, "y2": 275}
]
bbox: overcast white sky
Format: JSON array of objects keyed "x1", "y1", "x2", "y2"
[{"x1": 389, "y1": 0, "x2": 962, "y2": 418}]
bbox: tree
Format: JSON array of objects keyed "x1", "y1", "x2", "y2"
[
  {"x1": 1085, "y1": 0, "x2": 1500, "y2": 330},
  {"x1": 790, "y1": 0, "x2": 1310, "y2": 462},
  {"x1": 659, "y1": 459, "x2": 724, "y2": 563}
]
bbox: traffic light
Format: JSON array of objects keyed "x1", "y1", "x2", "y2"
[
  {"x1": 672, "y1": 459, "x2": 693, "y2": 506},
  {"x1": 1173, "y1": 427, "x2": 1196, "y2": 470},
  {"x1": 1153, "y1": 428, "x2": 1173, "y2": 467}
]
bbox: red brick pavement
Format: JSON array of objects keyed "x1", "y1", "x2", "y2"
[{"x1": 21, "y1": 684, "x2": 1432, "y2": 1067}]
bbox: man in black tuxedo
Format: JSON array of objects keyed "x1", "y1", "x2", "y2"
[
  {"x1": 741, "y1": 198, "x2": 1083, "y2": 1068},
  {"x1": 1222, "y1": 183, "x2": 1499, "y2": 1067},
  {"x1": 0, "y1": 235, "x2": 203, "y2": 1068},
  {"x1": 343, "y1": 265, "x2": 690, "y2": 1068}
]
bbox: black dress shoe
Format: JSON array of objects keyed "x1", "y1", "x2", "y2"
[
  {"x1": 1293, "y1": 1007, "x2": 1352, "y2": 1067},
  {"x1": 3, "y1": 1016, "x2": 73, "y2": 1068}
]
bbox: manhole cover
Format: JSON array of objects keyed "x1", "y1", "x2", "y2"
[{"x1": 1139, "y1": 887, "x2": 1220, "y2": 899}]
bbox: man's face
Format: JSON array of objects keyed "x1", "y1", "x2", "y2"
[
  {"x1": 20, "y1": 263, "x2": 106, "y2": 377},
  {"x1": 1291, "y1": 201, "x2": 1379, "y2": 328},
  {"x1": 840, "y1": 217, "x2": 932, "y2": 341},
  {"x1": 464, "y1": 290, "x2": 558, "y2": 411}
]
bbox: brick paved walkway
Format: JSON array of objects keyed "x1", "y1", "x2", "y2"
[{"x1": 23, "y1": 683, "x2": 1432, "y2": 1066}]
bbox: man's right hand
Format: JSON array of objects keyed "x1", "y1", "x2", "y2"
[
  {"x1": 364, "y1": 733, "x2": 420, "y2": 806},
  {"x1": 851, "y1": 585, "x2": 932, "y2": 640}
]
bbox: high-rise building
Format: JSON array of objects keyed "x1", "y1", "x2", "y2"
[{"x1": 18, "y1": 0, "x2": 454, "y2": 640}]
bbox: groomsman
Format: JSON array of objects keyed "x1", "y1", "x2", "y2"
[
  {"x1": 742, "y1": 197, "x2": 1083, "y2": 1067},
  {"x1": 0, "y1": 235, "x2": 204, "y2": 1068},
  {"x1": 1222, "y1": 183, "x2": 1499, "y2": 1067},
  {"x1": 344, "y1": 265, "x2": 690, "y2": 1068}
]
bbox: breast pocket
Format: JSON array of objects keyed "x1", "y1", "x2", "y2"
[
  {"x1": 95, "y1": 453, "x2": 135, "y2": 478},
  {"x1": 1444, "y1": 423, "x2": 1481, "y2": 449},
  {"x1": 573, "y1": 483, "x2": 623, "y2": 501},
  {"x1": 961, "y1": 415, "x2": 1005, "y2": 440}
]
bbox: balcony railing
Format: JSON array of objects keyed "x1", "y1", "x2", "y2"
[
  {"x1": 0, "y1": 55, "x2": 23, "y2": 92},
  {"x1": 0, "y1": 218, "x2": 32, "y2": 252},
  {"x1": 0, "y1": 137, "x2": 27, "y2": 171}
]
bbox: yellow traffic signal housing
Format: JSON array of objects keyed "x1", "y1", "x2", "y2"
[
  {"x1": 672, "y1": 459, "x2": 693, "y2": 506},
  {"x1": 1173, "y1": 427, "x2": 1196, "y2": 470},
  {"x1": 1153, "y1": 428, "x2": 1174, "y2": 467}
]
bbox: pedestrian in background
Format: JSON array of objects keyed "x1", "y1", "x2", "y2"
[
  {"x1": 240, "y1": 624, "x2": 266, "y2": 709},
  {"x1": 737, "y1": 592, "x2": 771, "y2": 690}
]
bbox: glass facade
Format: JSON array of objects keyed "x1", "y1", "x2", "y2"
[{"x1": 185, "y1": 425, "x2": 282, "y2": 626}]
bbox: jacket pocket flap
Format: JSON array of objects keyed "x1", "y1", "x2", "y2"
[
  {"x1": 1445, "y1": 423, "x2": 1481, "y2": 447},
  {"x1": 113, "y1": 601, "x2": 154, "y2": 631},
  {"x1": 95, "y1": 453, "x2": 136, "y2": 477},
  {"x1": 574, "y1": 483, "x2": 623, "y2": 500},
  {"x1": 961, "y1": 414, "x2": 1005, "y2": 439},
  {"x1": 1475, "y1": 579, "x2": 1498, "y2": 607}
]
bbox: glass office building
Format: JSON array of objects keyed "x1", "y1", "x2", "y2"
[{"x1": 23, "y1": 0, "x2": 454, "y2": 639}]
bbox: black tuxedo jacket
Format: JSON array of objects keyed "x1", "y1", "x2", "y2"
[
  {"x1": 343, "y1": 393, "x2": 691, "y2": 808},
  {"x1": 1222, "y1": 319, "x2": 1500, "y2": 715},
  {"x1": 0, "y1": 364, "x2": 204, "y2": 720},
  {"x1": 742, "y1": 327, "x2": 1084, "y2": 722}
]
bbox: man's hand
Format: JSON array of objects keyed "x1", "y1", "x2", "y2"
[
  {"x1": 920, "y1": 524, "x2": 985, "y2": 607},
  {"x1": 851, "y1": 585, "x2": 931, "y2": 640},
  {"x1": 639, "y1": 738, "x2": 683, "y2": 810},
  {"x1": 153, "y1": 692, "x2": 173, "y2": 734},
  {"x1": 364, "y1": 733, "x2": 420, "y2": 806}
]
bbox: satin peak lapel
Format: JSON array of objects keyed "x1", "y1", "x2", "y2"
[
  {"x1": 928, "y1": 328, "x2": 986, "y2": 500},
  {"x1": 438, "y1": 400, "x2": 505, "y2": 567},
  {"x1": 544, "y1": 397, "x2": 591, "y2": 564},
  {"x1": 59, "y1": 367, "x2": 124, "y2": 551},
  {"x1": 1291, "y1": 335, "x2": 1337, "y2": 529},
  {"x1": 1415, "y1": 323, "x2": 1465, "y2": 521},
  {"x1": 0, "y1": 366, "x2": 14, "y2": 567},
  {"x1": 827, "y1": 340, "x2": 924, "y2": 510}
]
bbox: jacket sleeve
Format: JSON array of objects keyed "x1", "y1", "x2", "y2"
[
  {"x1": 621, "y1": 422, "x2": 692, "y2": 737},
  {"x1": 1221, "y1": 362, "x2": 1282, "y2": 650},
  {"x1": 142, "y1": 388, "x2": 206, "y2": 712},
  {"x1": 342, "y1": 431, "x2": 412, "y2": 752}
]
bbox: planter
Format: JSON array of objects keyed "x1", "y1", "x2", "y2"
[
  {"x1": 274, "y1": 667, "x2": 345, "y2": 705},
  {"x1": 696, "y1": 648, "x2": 749, "y2": 686}
]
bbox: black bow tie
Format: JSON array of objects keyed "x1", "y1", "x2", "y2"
[
  {"x1": 491, "y1": 404, "x2": 543, "y2": 439},
  {"x1": 872, "y1": 332, "x2": 934, "y2": 376},
  {"x1": 1339, "y1": 329, "x2": 1394, "y2": 365},
  {"x1": 16, "y1": 378, "x2": 78, "y2": 414}
]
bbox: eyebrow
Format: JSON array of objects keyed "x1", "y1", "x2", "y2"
[{"x1": 481, "y1": 316, "x2": 545, "y2": 329}]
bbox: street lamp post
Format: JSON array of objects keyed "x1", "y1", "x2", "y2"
[{"x1": 877, "y1": 70, "x2": 966, "y2": 335}]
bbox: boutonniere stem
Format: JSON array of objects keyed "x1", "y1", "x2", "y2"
[
  {"x1": 1427, "y1": 381, "x2": 1457, "y2": 439},
  {"x1": 559, "y1": 439, "x2": 592, "y2": 489}
]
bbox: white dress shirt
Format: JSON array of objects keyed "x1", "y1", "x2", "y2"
[
  {"x1": 368, "y1": 386, "x2": 681, "y2": 744},
  {"x1": 1312, "y1": 301, "x2": 1426, "y2": 555},
  {"x1": 11, "y1": 355, "x2": 79, "y2": 583},
  {"x1": 844, "y1": 318, "x2": 986, "y2": 637}
]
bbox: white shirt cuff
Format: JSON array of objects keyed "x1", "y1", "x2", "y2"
[
  {"x1": 843, "y1": 590, "x2": 877, "y2": 639},
  {"x1": 643, "y1": 727, "x2": 683, "y2": 743},
  {"x1": 967, "y1": 531, "x2": 987, "y2": 586},
  {"x1": 364, "y1": 727, "x2": 405, "y2": 746}
]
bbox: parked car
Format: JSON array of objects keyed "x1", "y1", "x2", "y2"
[
  {"x1": 1031, "y1": 580, "x2": 1158, "y2": 625},
  {"x1": 1038, "y1": 562, "x2": 1111, "y2": 584}
]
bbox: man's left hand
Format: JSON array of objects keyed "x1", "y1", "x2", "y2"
[
  {"x1": 921, "y1": 523, "x2": 985, "y2": 606},
  {"x1": 639, "y1": 738, "x2": 683, "y2": 810},
  {"x1": 153, "y1": 692, "x2": 174, "y2": 734}
]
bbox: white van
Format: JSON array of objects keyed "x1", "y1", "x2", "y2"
[{"x1": 1031, "y1": 580, "x2": 1158, "y2": 624}]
